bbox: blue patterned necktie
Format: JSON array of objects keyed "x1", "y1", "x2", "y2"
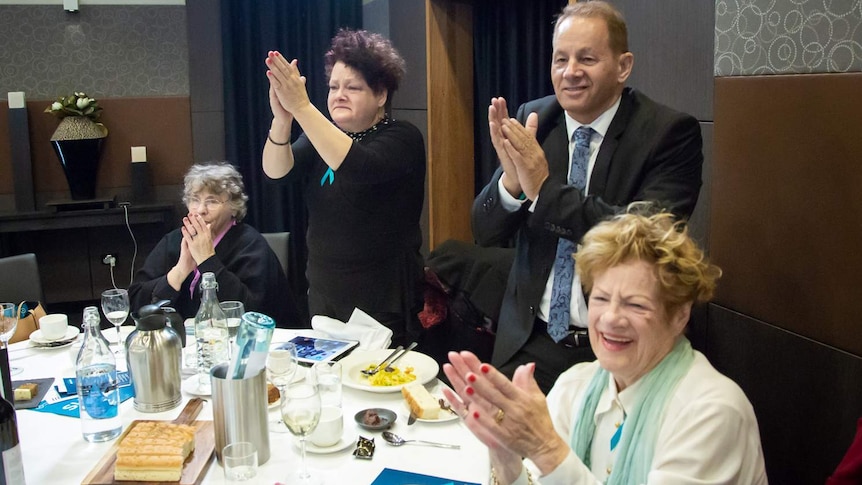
[{"x1": 547, "y1": 126, "x2": 593, "y2": 342}]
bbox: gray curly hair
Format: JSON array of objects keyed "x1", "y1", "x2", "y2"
[{"x1": 181, "y1": 161, "x2": 248, "y2": 222}]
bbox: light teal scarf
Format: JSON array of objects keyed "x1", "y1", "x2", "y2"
[{"x1": 570, "y1": 337, "x2": 694, "y2": 484}]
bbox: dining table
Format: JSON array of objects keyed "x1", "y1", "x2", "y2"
[{"x1": 9, "y1": 326, "x2": 490, "y2": 484}]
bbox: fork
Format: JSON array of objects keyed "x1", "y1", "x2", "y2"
[
  {"x1": 361, "y1": 345, "x2": 403, "y2": 376},
  {"x1": 384, "y1": 341, "x2": 418, "y2": 372}
]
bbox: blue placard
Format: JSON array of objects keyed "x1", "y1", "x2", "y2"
[
  {"x1": 34, "y1": 371, "x2": 134, "y2": 418},
  {"x1": 371, "y1": 468, "x2": 481, "y2": 485}
]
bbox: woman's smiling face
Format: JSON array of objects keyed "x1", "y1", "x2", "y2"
[{"x1": 587, "y1": 259, "x2": 690, "y2": 391}]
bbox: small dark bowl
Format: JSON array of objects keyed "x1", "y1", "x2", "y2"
[{"x1": 354, "y1": 408, "x2": 397, "y2": 431}]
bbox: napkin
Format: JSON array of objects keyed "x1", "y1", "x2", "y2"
[{"x1": 311, "y1": 308, "x2": 392, "y2": 350}]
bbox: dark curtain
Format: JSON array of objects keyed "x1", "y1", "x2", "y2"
[
  {"x1": 473, "y1": 0, "x2": 567, "y2": 192},
  {"x1": 220, "y1": 0, "x2": 362, "y2": 319}
]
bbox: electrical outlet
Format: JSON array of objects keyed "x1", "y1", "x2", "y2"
[{"x1": 101, "y1": 254, "x2": 117, "y2": 266}]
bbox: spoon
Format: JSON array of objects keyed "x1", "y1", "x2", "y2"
[
  {"x1": 382, "y1": 431, "x2": 460, "y2": 449},
  {"x1": 384, "y1": 341, "x2": 418, "y2": 372}
]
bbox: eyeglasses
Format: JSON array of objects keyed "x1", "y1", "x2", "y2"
[{"x1": 187, "y1": 197, "x2": 225, "y2": 210}]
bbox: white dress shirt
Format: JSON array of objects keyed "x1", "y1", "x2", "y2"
[
  {"x1": 507, "y1": 352, "x2": 769, "y2": 485},
  {"x1": 497, "y1": 96, "x2": 622, "y2": 329}
]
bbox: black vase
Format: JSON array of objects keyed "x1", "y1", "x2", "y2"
[{"x1": 51, "y1": 138, "x2": 104, "y2": 200}]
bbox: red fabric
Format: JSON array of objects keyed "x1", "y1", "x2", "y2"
[
  {"x1": 827, "y1": 418, "x2": 862, "y2": 485},
  {"x1": 418, "y1": 269, "x2": 448, "y2": 329}
]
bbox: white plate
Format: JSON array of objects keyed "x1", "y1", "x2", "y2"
[
  {"x1": 402, "y1": 398, "x2": 460, "y2": 423},
  {"x1": 181, "y1": 376, "x2": 212, "y2": 397},
  {"x1": 296, "y1": 435, "x2": 355, "y2": 454},
  {"x1": 340, "y1": 349, "x2": 439, "y2": 393},
  {"x1": 29, "y1": 327, "x2": 80, "y2": 345}
]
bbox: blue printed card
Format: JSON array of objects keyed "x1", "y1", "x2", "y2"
[
  {"x1": 33, "y1": 371, "x2": 134, "y2": 418},
  {"x1": 371, "y1": 468, "x2": 481, "y2": 485}
]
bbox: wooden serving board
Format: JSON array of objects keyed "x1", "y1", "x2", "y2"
[{"x1": 81, "y1": 398, "x2": 215, "y2": 485}]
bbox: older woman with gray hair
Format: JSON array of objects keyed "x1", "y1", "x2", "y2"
[
  {"x1": 443, "y1": 207, "x2": 767, "y2": 485},
  {"x1": 130, "y1": 161, "x2": 299, "y2": 325}
]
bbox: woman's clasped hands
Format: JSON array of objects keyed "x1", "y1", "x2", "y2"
[
  {"x1": 265, "y1": 50, "x2": 310, "y2": 116},
  {"x1": 442, "y1": 351, "x2": 571, "y2": 481}
]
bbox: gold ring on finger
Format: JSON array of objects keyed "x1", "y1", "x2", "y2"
[{"x1": 494, "y1": 408, "x2": 505, "y2": 424}]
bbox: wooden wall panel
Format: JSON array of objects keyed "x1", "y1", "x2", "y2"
[
  {"x1": 708, "y1": 304, "x2": 862, "y2": 485},
  {"x1": 426, "y1": 0, "x2": 474, "y2": 247},
  {"x1": 0, "y1": 97, "x2": 193, "y2": 205},
  {"x1": 711, "y1": 74, "x2": 862, "y2": 356}
]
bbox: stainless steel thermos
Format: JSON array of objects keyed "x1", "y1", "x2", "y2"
[{"x1": 126, "y1": 300, "x2": 184, "y2": 412}]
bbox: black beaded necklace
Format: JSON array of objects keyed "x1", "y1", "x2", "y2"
[{"x1": 343, "y1": 115, "x2": 391, "y2": 142}]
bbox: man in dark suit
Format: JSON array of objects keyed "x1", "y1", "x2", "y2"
[{"x1": 472, "y1": 1, "x2": 703, "y2": 393}]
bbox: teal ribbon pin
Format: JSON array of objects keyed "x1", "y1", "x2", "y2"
[{"x1": 320, "y1": 167, "x2": 335, "y2": 186}]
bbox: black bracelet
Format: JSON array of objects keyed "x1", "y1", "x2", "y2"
[{"x1": 267, "y1": 130, "x2": 290, "y2": 146}]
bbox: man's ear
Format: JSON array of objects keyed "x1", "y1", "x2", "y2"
[{"x1": 617, "y1": 52, "x2": 634, "y2": 84}]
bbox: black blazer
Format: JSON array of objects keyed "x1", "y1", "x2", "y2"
[{"x1": 472, "y1": 87, "x2": 703, "y2": 370}]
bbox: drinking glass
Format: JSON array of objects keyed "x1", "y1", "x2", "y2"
[
  {"x1": 267, "y1": 343, "x2": 298, "y2": 429},
  {"x1": 100, "y1": 288, "x2": 129, "y2": 355},
  {"x1": 219, "y1": 301, "x2": 244, "y2": 355},
  {"x1": 0, "y1": 303, "x2": 22, "y2": 375},
  {"x1": 310, "y1": 361, "x2": 342, "y2": 408},
  {"x1": 281, "y1": 382, "x2": 322, "y2": 485},
  {"x1": 223, "y1": 441, "x2": 258, "y2": 483}
]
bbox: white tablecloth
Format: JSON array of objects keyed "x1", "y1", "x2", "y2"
[{"x1": 10, "y1": 327, "x2": 489, "y2": 484}]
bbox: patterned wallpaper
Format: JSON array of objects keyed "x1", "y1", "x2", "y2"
[
  {"x1": 715, "y1": 0, "x2": 862, "y2": 76},
  {"x1": 0, "y1": 5, "x2": 188, "y2": 100}
]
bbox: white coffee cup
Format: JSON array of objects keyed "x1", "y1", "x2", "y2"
[
  {"x1": 39, "y1": 314, "x2": 69, "y2": 341},
  {"x1": 309, "y1": 405, "x2": 343, "y2": 447}
]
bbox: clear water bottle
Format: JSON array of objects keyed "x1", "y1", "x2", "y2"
[
  {"x1": 76, "y1": 306, "x2": 122, "y2": 442},
  {"x1": 194, "y1": 272, "x2": 229, "y2": 394}
]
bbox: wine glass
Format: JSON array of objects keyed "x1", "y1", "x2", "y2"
[
  {"x1": 280, "y1": 382, "x2": 322, "y2": 485},
  {"x1": 0, "y1": 303, "x2": 23, "y2": 375},
  {"x1": 267, "y1": 342, "x2": 298, "y2": 429},
  {"x1": 100, "y1": 288, "x2": 129, "y2": 355}
]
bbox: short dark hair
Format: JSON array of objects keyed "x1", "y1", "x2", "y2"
[
  {"x1": 324, "y1": 29, "x2": 406, "y2": 96},
  {"x1": 555, "y1": 1, "x2": 629, "y2": 54}
]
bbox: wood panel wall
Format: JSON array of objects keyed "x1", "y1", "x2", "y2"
[
  {"x1": 711, "y1": 73, "x2": 862, "y2": 356},
  {"x1": 0, "y1": 97, "x2": 193, "y2": 207},
  {"x1": 425, "y1": 0, "x2": 474, "y2": 247}
]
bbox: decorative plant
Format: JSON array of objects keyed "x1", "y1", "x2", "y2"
[{"x1": 45, "y1": 92, "x2": 108, "y2": 140}]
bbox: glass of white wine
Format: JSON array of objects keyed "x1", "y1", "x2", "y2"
[
  {"x1": 281, "y1": 382, "x2": 322, "y2": 485},
  {"x1": 100, "y1": 288, "x2": 129, "y2": 355},
  {"x1": 0, "y1": 303, "x2": 22, "y2": 375},
  {"x1": 267, "y1": 343, "x2": 298, "y2": 430}
]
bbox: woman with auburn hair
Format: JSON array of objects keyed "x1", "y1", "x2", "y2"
[
  {"x1": 262, "y1": 29, "x2": 425, "y2": 346},
  {"x1": 443, "y1": 206, "x2": 768, "y2": 484}
]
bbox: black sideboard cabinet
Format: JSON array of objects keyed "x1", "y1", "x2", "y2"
[{"x1": 0, "y1": 203, "x2": 177, "y2": 308}]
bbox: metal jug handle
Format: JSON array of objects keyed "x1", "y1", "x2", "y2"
[{"x1": 162, "y1": 306, "x2": 186, "y2": 348}]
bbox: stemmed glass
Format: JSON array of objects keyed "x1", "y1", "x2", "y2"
[
  {"x1": 280, "y1": 382, "x2": 322, "y2": 485},
  {"x1": 0, "y1": 303, "x2": 23, "y2": 375},
  {"x1": 267, "y1": 342, "x2": 298, "y2": 430},
  {"x1": 100, "y1": 289, "x2": 129, "y2": 355}
]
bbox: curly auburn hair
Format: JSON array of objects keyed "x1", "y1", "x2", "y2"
[
  {"x1": 575, "y1": 204, "x2": 721, "y2": 310},
  {"x1": 324, "y1": 29, "x2": 406, "y2": 96},
  {"x1": 182, "y1": 161, "x2": 249, "y2": 222}
]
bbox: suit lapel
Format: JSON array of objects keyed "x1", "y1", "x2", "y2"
[
  {"x1": 543, "y1": 112, "x2": 569, "y2": 184},
  {"x1": 589, "y1": 88, "x2": 634, "y2": 195}
]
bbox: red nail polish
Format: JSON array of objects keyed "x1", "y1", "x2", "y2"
[
  {"x1": 467, "y1": 374, "x2": 476, "y2": 383},
  {"x1": 480, "y1": 364, "x2": 490, "y2": 374},
  {"x1": 466, "y1": 386, "x2": 474, "y2": 396},
  {"x1": 473, "y1": 411, "x2": 480, "y2": 419}
]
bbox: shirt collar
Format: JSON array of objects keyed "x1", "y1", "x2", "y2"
[{"x1": 564, "y1": 94, "x2": 622, "y2": 142}]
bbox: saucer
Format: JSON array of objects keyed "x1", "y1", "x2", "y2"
[
  {"x1": 30, "y1": 327, "x2": 80, "y2": 346},
  {"x1": 181, "y1": 376, "x2": 212, "y2": 397},
  {"x1": 297, "y1": 435, "x2": 355, "y2": 454}
]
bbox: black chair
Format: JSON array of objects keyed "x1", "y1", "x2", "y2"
[
  {"x1": 261, "y1": 232, "x2": 290, "y2": 276},
  {"x1": 0, "y1": 253, "x2": 44, "y2": 304}
]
